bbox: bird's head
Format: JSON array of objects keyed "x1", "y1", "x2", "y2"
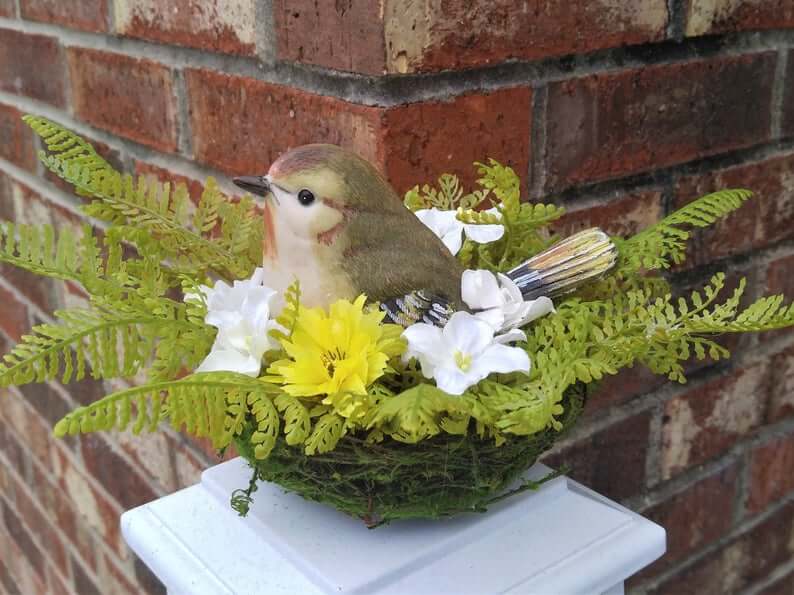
[{"x1": 233, "y1": 144, "x2": 399, "y2": 244}]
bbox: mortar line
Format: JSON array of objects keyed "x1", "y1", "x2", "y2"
[
  {"x1": 771, "y1": 48, "x2": 789, "y2": 139},
  {"x1": 529, "y1": 85, "x2": 548, "y2": 200},
  {"x1": 2, "y1": 17, "x2": 794, "y2": 107},
  {"x1": 666, "y1": 0, "x2": 687, "y2": 42}
]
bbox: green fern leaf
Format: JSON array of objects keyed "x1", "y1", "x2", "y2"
[
  {"x1": 274, "y1": 393, "x2": 311, "y2": 445},
  {"x1": 304, "y1": 412, "x2": 346, "y2": 455},
  {"x1": 622, "y1": 189, "x2": 753, "y2": 270}
]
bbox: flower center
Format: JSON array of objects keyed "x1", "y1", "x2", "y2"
[
  {"x1": 322, "y1": 347, "x2": 346, "y2": 376},
  {"x1": 454, "y1": 350, "x2": 472, "y2": 372}
]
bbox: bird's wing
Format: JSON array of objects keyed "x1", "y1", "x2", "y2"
[{"x1": 379, "y1": 290, "x2": 455, "y2": 327}]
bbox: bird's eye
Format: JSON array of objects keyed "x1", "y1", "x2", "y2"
[{"x1": 297, "y1": 189, "x2": 315, "y2": 206}]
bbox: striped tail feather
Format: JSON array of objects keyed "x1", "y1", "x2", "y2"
[{"x1": 506, "y1": 228, "x2": 617, "y2": 300}]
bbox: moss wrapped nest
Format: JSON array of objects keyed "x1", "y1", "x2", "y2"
[{"x1": 232, "y1": 384, "x2": 586, "y2": 526}]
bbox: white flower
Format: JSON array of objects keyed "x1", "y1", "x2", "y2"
[
  {"x1": 414, "y1": 208, "x2": 504, "y2": 255},
  {"x1": 402, "y1": 311, "x2": 530, "y2": 395},
  {"x1": 187, "y1": 268, "x2": 281, "y2": 377},
  {"x1": 461, "y1": 269, "x2": 555, "y2": 332}
]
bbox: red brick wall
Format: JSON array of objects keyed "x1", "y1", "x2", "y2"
[{"x1": 0, "y1": 2, "x2": 793, "y2": 594}]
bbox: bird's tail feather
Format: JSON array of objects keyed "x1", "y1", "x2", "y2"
[{"x1": 507, "y1": 228, "x2": 617, "y2": 300}]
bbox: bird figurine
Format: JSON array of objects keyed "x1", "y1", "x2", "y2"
[{"x1": 233, "y1": 144, "x2": 617, "y2": 327}]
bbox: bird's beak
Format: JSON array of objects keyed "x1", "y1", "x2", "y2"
[{"x1": 233, "y1": 175, "x2": 271, "y2": 197}]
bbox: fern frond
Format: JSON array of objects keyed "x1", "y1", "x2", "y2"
[
  {"x1": 274, "y1": 393, "x2": 312, "y2": 445},
  {"x1": 0, "y1": 222, "x2": 101, "y2": 284},
  {"x1": 304, "y1": 412, "x2": 346, "y2": 455},
  {"x1": 24, "y1": 118, "x2": 262, "y2": 280},
  {"x1": 53, "y1": 373, "x2": 278, "y2": 448},
  {"x1": 270, "y1": 281, "x2": 301, "y2": 342},
  {"x1": 22, "y1": 115, "x2": 118, "y2": 185},
  {"x1": 404, "y1": 174, "x2": 485, "y2": 212},
  {"x1": 622, "y1": 189, "x2": 753, "y2": 270},
  {"x1": 0, "y1": 307, "x2": 199, "y2": 387}
]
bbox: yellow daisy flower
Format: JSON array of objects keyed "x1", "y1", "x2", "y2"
[{"x1": 267, "y1": 296, "x2": 404, "y2": 412}]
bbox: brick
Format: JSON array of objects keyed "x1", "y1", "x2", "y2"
[
  {"x1": 0, "y1": 104, "x2": 37, "y2": 172},
  {"x1": 19, "y1": 383, "x2": 73, "y2": 430},
  {"x1": 2, "y1": 540, "x2": 45, "y2": 595},
  {"x1": 767, "y1": 253, "x2": 794, "y2": 298},
  {"x1": 584, "y1": 365, "x2": 667, "y2": 413},
  {"x1": 0, "y1": 0, "x2": 14, "y2": 16},
  {"x1": 387, "y1": 0, "x2": 667, "y2": 74},
  {"x1": 1, "y1": 499, "x2": 45, "y2": 576},
  {"x1": 661, "y1": 363, "x2": 769, "y2": 480},
  {"x1": 81, "y1": 434, "x2": 159, "y2": 510},
  {"x1": 10, "y1": 473, "x2": 69, "y2": 576},
  {"x1": 784, "y1": 50, "x2": 794, "y2": 139},
  {"x1": 71, "y1": 555, "x2": 101, "y2": 595},
  {"x1": 117, "y1": 431, "x2": 177, "y2": 493},
  {"x1": 381, "y1": 87, "x2": 532, "y2": 193},
  {"x1": 115, "y1": 0, "x2": 256, "y2": 55},
  {"x1": 275, "y1": 0, "x2": 385, "y2": 74},
  {"x1": 51, "y1": 444, "x2": 125, "y2": 556},
  {"x1": 30, "y1": 462, "x2": 98, "y2": 571},
  {"x1": 21, "y1": 0, "x2": 108, "y2": 32},
  {"x1": 748, "y1": 433, "x2": 794, "y2": 513},
  {"x1": 45, "y1": 565, "x2": 71, "y2": 595},
  {"x1": 188, "y1": 71, "x2": 531, "y2": 194},
  {"x1": 758, "y1": 571, "x2": 794, "y2": 595},
  {"x1": 545, "y1": 53, "x2": 776, "y2": 191},
  {"x1": 186, "y1": 68, "x2": 383, "y2": 175},
  {"x1": 134, "y1": 161, "x2": 204, "y2": 204},
  {"x1": 0, "y1": 393, "x2": 53, "y2": 469},
  {"x1": 554, "y1": 190, "x2": 663, "y2": 239},
  {"x1": 674, "y1": 153, "x2": 794, "y2": 267},
  {"x1": 102, "y1": 553, "x2": 140, "y2": 595},
  {"x1": 0, "y1": 286, "x2": 28, "y2": 341},
  {"x1": 275, "y1": 0, "x2": 668, "y2": 74},
  {"x1": 768, "y1": 343, "x2": 794, "y2": 422},
  {"x1": 635, "y1": 463, "x2": 739, "y2": 581},
  {"x1": 685, "y1": 0, "x2": 794, "y2": 36},
  {"x1": 0, "y1": 415, "x2": 29, "y2": 481},
  {"x1": 0, "y1": 557, "x2": 20, "y2": 595},
  {"x1": 648, "y1": 502, "x2": 794, "y2": 594},
  {"x1": 68, "y1": 48, "x2": 178, "y2": 152},
  {"x1": 542, "y1": 410, "x2": 652, "y2": 501},
  {"x1": 0, "y1": 172, "x2": 11, "y2": 220},
  {"x1": 0, "y1": 29, "x2": 66, "y2": 107}
]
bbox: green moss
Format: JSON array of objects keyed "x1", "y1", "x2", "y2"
[{"x1": 232, "y1": 384, "x2": 586, "y2": 525}]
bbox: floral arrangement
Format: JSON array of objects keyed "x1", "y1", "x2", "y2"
[{"x1": 2, "y1": 116, "x2": 793, "y2": 526}]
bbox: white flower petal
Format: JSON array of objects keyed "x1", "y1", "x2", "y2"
[
  {"x1": 496, "y1": 273, "x2": 524, "y2": 304},
  {"x1": 470, "y1": 344, "x2": 531, "y2": 377},
  {"x1": 441, "y1": 228, "x2": 464, "y2": 255},
  {"x1": 462, "y1": 223, "x2": 504, "y2": 244},
  {"x1": 473, "y1": 308, "x2": 506, "y2": 330},
  {"x1": 461, "y1": 269, "x2": 503, "y2": 310},
  {"x1": 512, "y1": 296, "x2": 555, "y2": 328},
  {"x1": 402, "y1": 323, "x2": 445, "y2": 365},
  {"x1": 434, "y1": 366, "x2": 476, "y2": 396},
  {"x1": 493, "y1": 328, "x2": 527, "y2": 345},
  {"x1": 443, "y1": 311, "x2": 495, "y2": 356},
  {"x1": 196, "y1": 348, "x2": 262, "y2": 376},
  {"x1": 415, "y1": 208, "x2": 465, "y2": 255}
]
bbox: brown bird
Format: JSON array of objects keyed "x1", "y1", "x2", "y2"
[{"x1": 233, "y1": 144, "x2": 616, "y2": 326}]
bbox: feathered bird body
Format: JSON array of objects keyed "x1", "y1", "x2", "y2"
[{"x1": 233, "y1": 144, "x2": 616, "y2": 326}]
